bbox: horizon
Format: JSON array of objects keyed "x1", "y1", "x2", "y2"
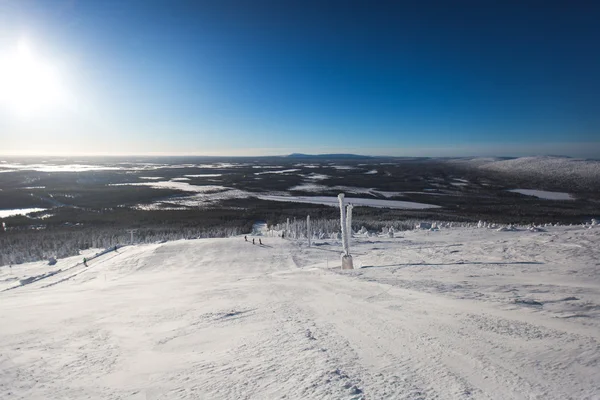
[
  {"x1": 1, "y1": 1, "x2": 599, "y2": 157},
  {"x1": 1, "y1": 151, "x2": 599, "y2": 161}
]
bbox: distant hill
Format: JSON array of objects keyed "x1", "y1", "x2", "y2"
[
  {"x1": 448, "y1": 156, "x2": 600, "y2": 190},
  {"x1": 286, "y1": 153, "x2": 373, "y2": 159}
]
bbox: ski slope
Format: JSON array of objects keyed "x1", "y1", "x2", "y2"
[{"x1": 1, "y1": 226, "x2": 599, "y2": 399}]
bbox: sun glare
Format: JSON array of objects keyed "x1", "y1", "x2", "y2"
[{"x1": 0, "y1": 39, "x2": 69, "y2": 117}]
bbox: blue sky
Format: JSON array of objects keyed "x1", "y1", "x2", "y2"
[{"x1": 0, "y1": 1, "x2": 598, "y2": 157}]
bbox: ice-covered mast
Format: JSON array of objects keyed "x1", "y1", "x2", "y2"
[
  {"x1": 346, "y1": 203, "x2": 353, "y2": 251},
  {"x1": 307, "y1": 214, "x2": 311, "y2": 247},
  {"x1": 338, "y1": 193, "x2": 354, "y2": 269}
]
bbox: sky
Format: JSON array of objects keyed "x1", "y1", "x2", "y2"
[{"x1": 0, "y1": 0, "x2": 598, "y2": 157}]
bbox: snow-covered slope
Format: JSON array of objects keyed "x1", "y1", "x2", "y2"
[
  {"x1": 1, "y1": 226, "x2": 599, "y2": 399},
  {"x1": 454, "y1": 156, "x2": 600, "y2": 189}
]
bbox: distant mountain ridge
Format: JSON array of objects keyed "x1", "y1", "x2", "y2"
[
  {"x1": 286, "y1": 153, "x2": 373, "y2": 159},
  {"x1": 450, "y1": 155, "x2": 600, "y2": 191}
]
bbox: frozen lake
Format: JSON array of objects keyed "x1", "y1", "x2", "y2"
[
  {"x1": 0, "y1": 208, "x2": 47, "y2": 218},
  {"x1": 509, "y1": 189, "x2": 574, "y2": 200}
]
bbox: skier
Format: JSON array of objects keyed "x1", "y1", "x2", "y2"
[
  {"x1": 282, "y1": 232, "x2": 285, "y2": 239},
  {"x1": 244, "y1": 235, "x2": 248, "y2": 242},
  {"x1": 252, "y1": 238, "x2": 255, "y2": 245},
  {"x1": 83, "y1": 258, "x2": 88, "y2": 267},
  {"x1": 259, "y1": 238, "x2": 262, "y2": 245}
]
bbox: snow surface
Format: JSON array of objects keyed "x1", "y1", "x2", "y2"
[
  {"x1": 509, "y1": 189, "x2": 575, "y2": 200},
  {"x1": 254, "y1": 169, "x2": 301, "y2": 175},
  {"x1": 305, "y1": 173, "x2": 330, "y2": 181},
  {"x1": 136, "y1": 189, "x2": 251, "y2": 210},
  {"x1": 288, "y1": 184, "x2": 405, "y2": 199},
  {"x1": 110, "y1": 181, "x2": 229, "y2": 193},
  {"x1": 0, "y1": 208, "x2": 47, "y2": 218},
  {"x1": 184, "y1": 174, "x2": 223, "y2": 178},
  {"x1": 0, "y1": 163, "x2": 121, "y2": 172},
  {"x1": 1, "y1": 226, "x2": 599, "y2": 399}
]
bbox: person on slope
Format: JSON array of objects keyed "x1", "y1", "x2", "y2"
[
  {"x1": 252, "y1": 238, "x2": 255, "y2": 245},
  {"x1": 244, "y1": 235, "x2": 248, "y2": 242},
  {"x1": 83, "y1": 258, "x2": 88, "y2": 267},
  {"x1": 259, "y1": 238, "x2": 262, "y2": 245}
]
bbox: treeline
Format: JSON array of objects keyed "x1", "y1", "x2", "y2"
[
  {"x1": 0, "y1": 225, "x2": 244, "y2": 266},
  {"x1": 267, "y1": 217, "x2": 474, "y2": 240}
]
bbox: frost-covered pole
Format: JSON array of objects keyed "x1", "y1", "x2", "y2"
[
  {"x1": 346, "y1": 204, "x2": 353, "y2": 253},
  {"x1": 338, "y1": 194, "x2": 353, "y2": 269},
  {"x1": 338, "y1": 194, "x2": 348, "y2": 255},
  {"x1": 126, "y1": 229, "x2": 137, "y2": 245},
  {"x1": 307, "y1": 215, "x2": 311, "y2": 247},
  {"x1": 286, "y1": 218, "x2": 290, "y2": 238}
]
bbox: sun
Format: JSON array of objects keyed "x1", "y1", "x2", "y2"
[{"x1": 0, "y1": 39, "x2": 69, "y2": 117}]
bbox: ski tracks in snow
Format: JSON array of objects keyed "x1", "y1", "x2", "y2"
[{"x1": 1, "y1": 228, "x2": 599, "y2": 399}]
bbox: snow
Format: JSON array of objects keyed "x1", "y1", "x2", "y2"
[
  {"x1": 184, "y1": 174, "x2": 222, "y2": 178},
  {"x1": 509, "y1": 189, "x2": 575, "y2": 200},
  {"x1": 288, "y1": 184, "x2": 404, "y2": 199},
  {"x1": 0, "y1": 163, "x2": 121, "y2": 172},
  {"x1": 257, "y1": 195, "x2": 439, "y2": 209},
  {"x1": 0, "y1": 208, "x2": 47, "y2": 218},
  {"x1": 364, "y1": 169, "x2": 378, "y2": 174},
  {"x1": 254, "y1": 169, "x2": 301, "y2": 175},
  {"x1": 290, "y1": 183, "x2": 328, "y2": 192},
  {"x1": 1, "y1": 226, "x2": 599, "y2": 399},
  {"x1": 453, "y1": 156, "x2": 600, "y2": 189},
  {"x1": 109, "y1": 181, "x2": 229, "y2": 193},
  {"x1": 293, "y1": 164, "x2": 321, "y2": 168},
  {"x1": 480, "y1": 156, "x2": 600, "y2": 177},
  {"x1": 195, "y1": 163, "x2": 247, "y2": 169},
  {"x1": 136, "y1": 189, "x2": 251, "y2": 209},
  {"x1": 305, "y1": 173, "x2": 329, "y2": 180}
]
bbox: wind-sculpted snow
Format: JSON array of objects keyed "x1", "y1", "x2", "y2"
[{"x1": 1, "y1": 226, "x2": 599, "y2": 399}]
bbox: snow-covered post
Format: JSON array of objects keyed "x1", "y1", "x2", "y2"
[
  {"x1": 338, "y1": 194, "x2": 348, "y2": 254},
  {"x1": 338, "y1": 193, "x2": 353, "y2": 269},
  {"x1": 346, "y1": 204, "x2": 353, "y2": 252},
  {"x1": 307, "y1": 215, "x2": 311, "y2": 247},
  {"x1": 286, "y1": 218, "x2": 290, "y2": 238},
  {"x1": 126, "y1": 229, "x2": 137, "y2": 245}
]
